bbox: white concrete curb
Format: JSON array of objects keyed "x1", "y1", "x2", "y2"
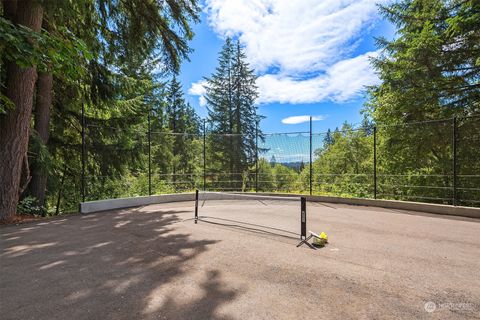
[
  {"x1": 80, "y1": 193, "x2": 195, "y2": 214},
  {"x1": 256, "y1": 193, "x2": 480, "y2": 219},
  {"x1": 80, "y1": 192, "x2": 480, "y2": 218}
]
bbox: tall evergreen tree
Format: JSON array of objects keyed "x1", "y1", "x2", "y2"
[
  {"x1": 367, "y1": 0, "x2": 479, "y2": 122},
  {"x1": 232, "y1": 40, "x2": 262, "y2": 164},
  {"x1": 0, "y1": 0, "x2": 45, "y2": 220},
  {"x1": 204, "y1": 38, "x2": 261, "y2": 189},
  {"x1": 165, "y1": 75, "x2": 200, "y2": 134},
  {"x1": 365, "y1": 0, "x2": 480, "y2": 204},
  {"x1": 0, "y1": 0, "x2": 201, "y2": 221},
  {"x1": 165, "y1": 75, "x2": 201, "y2": 187}
]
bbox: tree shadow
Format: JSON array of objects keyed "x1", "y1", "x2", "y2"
[
  {"x1": 0, "y1": 205, "x2": 242, "y2": 319},
  {"x1": 155, "y1": 270, "x2": 240, "y2": 320}
]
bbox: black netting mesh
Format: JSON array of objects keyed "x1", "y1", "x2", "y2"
[
  {"x1": 78, "y1": 115, "x2": 480, "y2": 207},
  {"x1": 312, "y1": 127, "x2": 374, "y2": 198},
  {"x1": 83, "y1": 123, "x2": 149, "y2": 201},
  {"x1": 205, "y1": 133, "x2": 256, "y2": 191},
  {"x1": 457, "y1": 116, "x2": 480, "y2": 206},
  {"x1": 257, "y1": 133, "x2": 310, "y2": 193},
  {"x1": 376, "y1": 120, "x2": 453, "y2": 204},
  {"x1": 150, "y1": 132, "x2": 203, "y2": 193}
]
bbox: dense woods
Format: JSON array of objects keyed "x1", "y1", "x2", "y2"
[
  {"x1": 0, "y1": 0, "x2": 201, "y2": 221},
  {"x1": 1, "y1": 0, "x2": 479, "y2": 222},
  {"x1": 366, "y1": 0, "x2": 480, "y2": 205}
]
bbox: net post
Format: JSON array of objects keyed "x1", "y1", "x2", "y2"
[
  {"x1": 148, "y1": 111, "x2": 152, "y2": 196},
  {"x1": 300, "y1": 197, "x2": 306, "y2": 240},
  {"x1": 373, "y1": 126, "x2": 377, "y2": 199},
  {"x1": 452, "y1": 117, "x2": 457, "y2": 206},
  {"x1": 81, "y1": 93, "x2": 86, "y2": 203},
  {"x1": 195, "y1": 189, "x2": 199, "y2": 224},
  {"x1": 203, "y1": 119, "x2": 206, "y2": 191},
  {"x1": 309, "y1": 117, "x2": 312, "y2": 195},
  {"x1": 255, "y1": 119, "x2": 258, "y2": 193}
]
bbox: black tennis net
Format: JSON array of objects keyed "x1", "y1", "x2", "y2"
[{"x1": 194, "y1": 190, "x2": 307, "y2": 240}]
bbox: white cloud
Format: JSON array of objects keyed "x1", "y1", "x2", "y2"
[
  {"x1": 188, "y1": 80, "x2": 207, "y2": 106},
  {"x1": 257, "y1": 51, "x2": 380, "y2": 104},
  {"x1": 282, "y1": 115, "x2": 327, "y2": 125},
  {"x1": 189, "y1": 0, "x2": 387, "y2": 105}
]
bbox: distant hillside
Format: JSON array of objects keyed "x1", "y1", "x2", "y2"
[{"x1": 275, "y1": 161, "x2": 305, "y2": 170}]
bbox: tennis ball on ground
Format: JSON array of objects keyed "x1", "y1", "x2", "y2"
[
  {"x1": 313, "y1": 233, "x2": 328, "y2": 247},
  {"x1": 319, "y1": 232, "x2": 328, "y2": 242}
]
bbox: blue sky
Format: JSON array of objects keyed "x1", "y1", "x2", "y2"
[{"x1": 178, "y1": 0, "x2": 395, "y2": 134}]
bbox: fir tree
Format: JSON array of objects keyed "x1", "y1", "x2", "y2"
[
  {"x1": 165, "y1": 75, "x2": 201, "y2": 187},
  {"x1": 0, "y1": 0, "x2": 200, "y2": 221},
  {"x1": 323, "y1": 129, "x2": 334, "y2": 147},
  {"x1": 270, "y1": 155, "x2": 277, "y2": 165},
  {"x1": 367, "y1": 0, "x2": 480, "y2": 122},
  {"x1": 299, "y1": 160, "x2": 305, "y2": 172},
  {"x1": 165, "y1": 75, "x2": 200, "y2": 134},
  {"x1": 204, "y1": 38, "x2": 262, "y2": 189},
  {"x1": 365, "y1": 0, "x2": 480, "y2": 203}
]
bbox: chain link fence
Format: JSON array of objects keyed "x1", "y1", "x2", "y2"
[{"x1": 77, "y1": 115, "x2": 480, "y2": 208}]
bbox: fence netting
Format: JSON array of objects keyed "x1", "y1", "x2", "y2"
[
  {"x1": 78, "y1": 116, "x2": 479, "y2": 208},
  {"x1": 205, "y1": 133, "x2": 255, "y2": 191},
  {"x1": 376, "y1": 120, "x2": 453, "y2": 204},
  {"x1": 457, "y1": 117, "x2": 480, "y2": 206},
  {"x1": 150, "y1": 132, "x2": 203, "y2": 193},
  {"x1": 83, "y1": 122, "x2": 149, "y2": 201},
  {"x1": 257, "y1": 132, "x2": 310, "y2": 193},
  {"x1": 312, "y1": 127, "x2": 374, "y2": 198}
]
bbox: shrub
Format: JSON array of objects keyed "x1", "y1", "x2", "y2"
[{"x1": 17, "y1": 196, "x2": 46, "y2": 217}]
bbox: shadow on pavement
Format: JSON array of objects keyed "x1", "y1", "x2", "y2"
[{"x1": 0, "y1": 207, "x2": 241, "y2": 320}]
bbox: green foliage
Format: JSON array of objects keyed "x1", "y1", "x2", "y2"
[
  {"x1": 4, "y1": 0, "x2": 477, "y2": 215},
  {"x1": 26, "y1": 0, "x2": 202, "y2": 213},
  {"x1": 272, "y1": 164, "x2": 297, "y2": 192},
  {"x1": 0, "y1": 94, "x2": 15, "y2": 115},
  {"x1": 0, "y1": 17, "x2": 91, "y2": 76},
  {"x1": 165, "y1": 75, "x2": 200, "y2": 134},
  {"x1": 164, "y1": 75, "x2": 202, "y2": 186},
  {"x1": 367, "y1": 0, "x2": 480, "y2": 122},
  {"x1": 96, "y1": 0, "x2": 200, "y2": 72},
  {"x1": 323, "y1": 129, "x2": 334, "y2": 146},
  {"x1": 17, "y1": 196, "x2": 46, "y2": 217},
  {"x1": 204, "y1": 38, "x2": 262, "y2": 190},
  {"x1": 297, "y1": 164, "x2": 311, "y2": 193},
  {"x1": 313, "y1": 124, "x2": 373, "y2": 198},
  {"x1": 29, "y1": 131, "x2": 53, "y2": 176},
  {"x1": 257, "y1": 159, "x2": 275, "y2": 191},
  {"x1": 0, "y1": 16, "x2": 91, "y2": 113},
  {"x1": 363, "y1": 0, "x2": 480, "y2": 204}
]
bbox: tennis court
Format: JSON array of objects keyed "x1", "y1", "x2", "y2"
[{"x1": 1, "y1": 197, "x2": 479, "y2": 319}]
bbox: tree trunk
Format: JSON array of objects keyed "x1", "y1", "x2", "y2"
[
  {"x1": 0, "y1": 0, "x2": 44, "y2": 222},
  {"x1": 2, "y1": 0, "x2": 17, "y2": 19},
  {"x1": 29, "y1": 71, "x2": 53, "y2": 206}
]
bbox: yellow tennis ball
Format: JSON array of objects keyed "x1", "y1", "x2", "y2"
[
  {"x1": 320, "y1": 232, "x2": 328, "y2": 241},
  {"x1": 313, "y1": 237, "x2": 325, "y2": 246}
]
